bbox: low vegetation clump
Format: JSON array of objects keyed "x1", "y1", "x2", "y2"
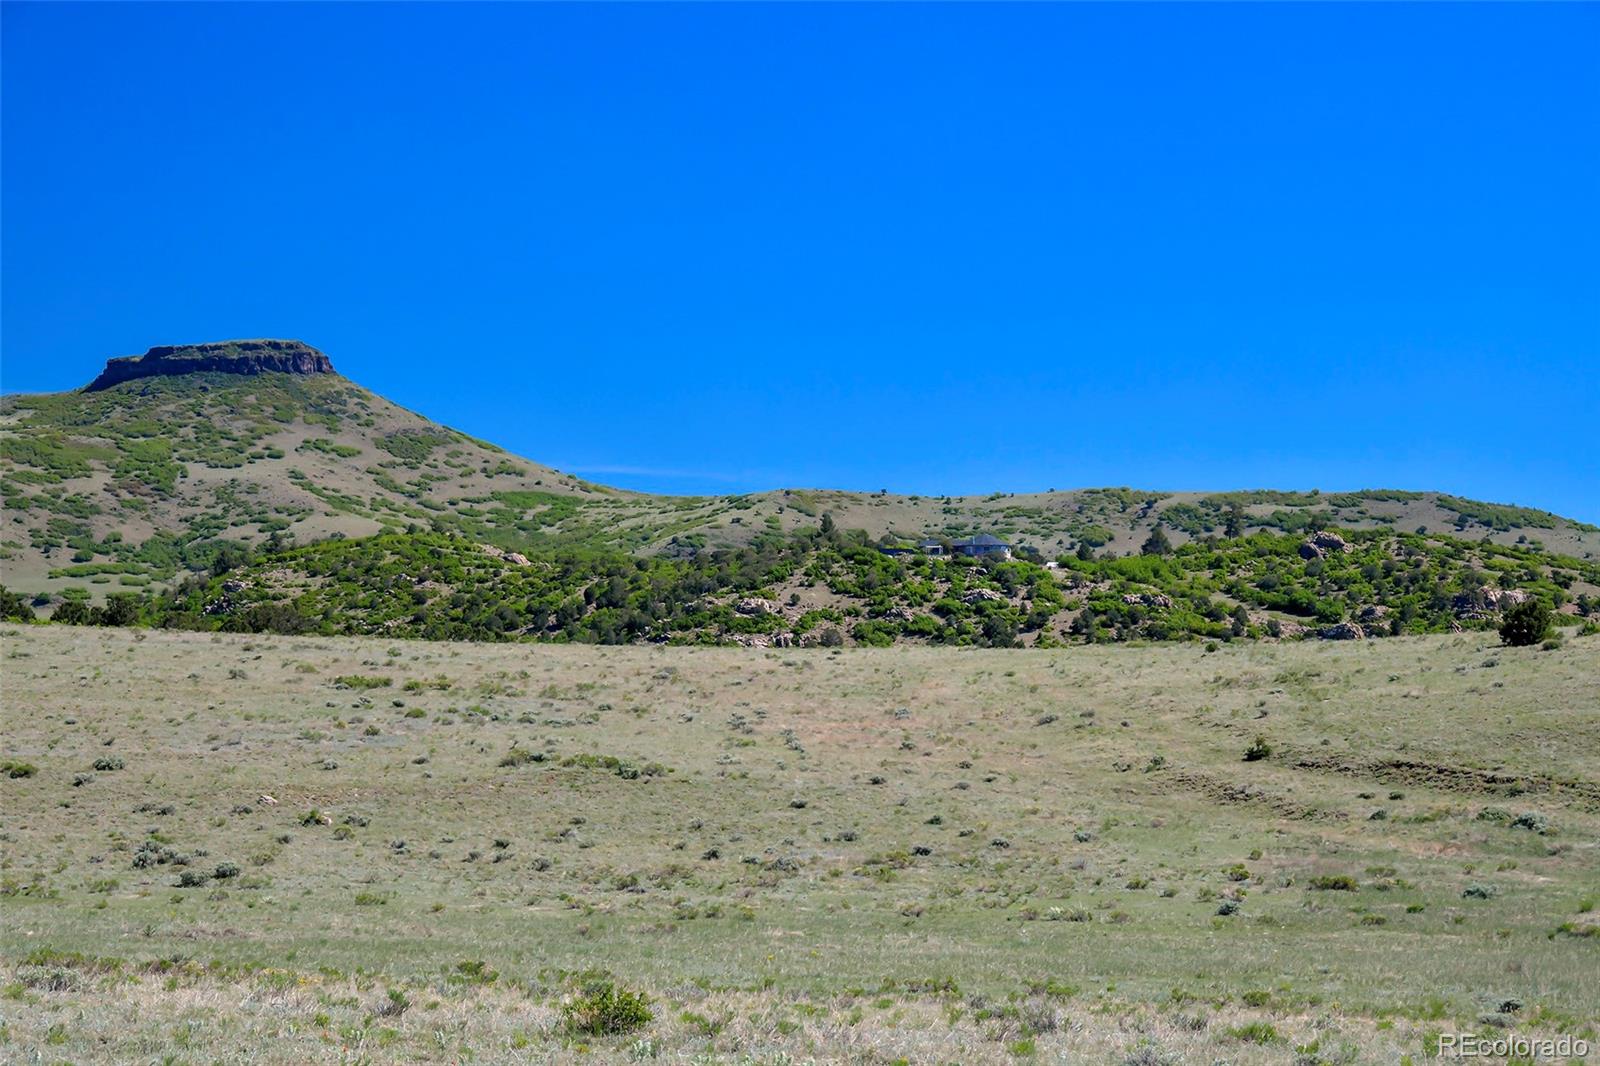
[
  {"x1": 333, "y1": 674, "x2": 392, "y2": 690},
  {"x1": 561, "y1": 977, "x2": 653, "y2": 1036},
  {"x1": 1307, "y1": 875, "x2": 1358, "y2": 892},
  {"x1": 1225, "y1": 1021, "x2": 1281, "y2": 1045}
]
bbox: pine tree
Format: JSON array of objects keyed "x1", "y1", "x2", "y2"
[{"x1": 1141, "y1": 526, "x2": 1172, "y2": 556}]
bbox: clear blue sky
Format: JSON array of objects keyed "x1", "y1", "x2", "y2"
[{"x1": 3, "y1": 3, "x2": 1597, "y2": 521}]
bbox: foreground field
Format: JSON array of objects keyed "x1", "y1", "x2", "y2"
[{"x1": 1, "y1": 625, "x2": 1596, "y2": 1063}]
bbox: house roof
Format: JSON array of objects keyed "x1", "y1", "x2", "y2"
[{"x1": 953, "y1": 534, "x2": 1009, "y2": 547}]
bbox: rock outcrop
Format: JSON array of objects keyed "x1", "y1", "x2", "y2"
[
  {"x1": 86, "y1": 340, "x2": 334, "y2": 391},
  {"x1": 1452, "y1": 586, "x2": 1529, "y2": 619},
  {"x1": 1298, "y1": 531, "x2": 1351, "y2": 560}
]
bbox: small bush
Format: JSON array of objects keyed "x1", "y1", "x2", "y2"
[
  {"x1": 92, "y1": 756, "x2": 125, "y2": 772},
  {"x1": 1226, "y1": 1021, "x2": 1281, "y2": 1044},
  {"x1": 1462, "y1": 882, "x2": 1499, "y2": 900},
  {"x1": 334, "y1": 674, "x2": 393, "y2": 689},
  {"x1": 1123, "y1": 1045, "x2": 1178, "y2": 1066},
  {"x1": 499, "y1": 746, "x2": 547, "y2": 768},
  {"x1": 561, "y1": 977, "x2": 653, "y2": 1036},
  {"x1": 1308, "y1": 875, "x2": 1357, "y2": 892},
  {"x1": 1499, "y1": 600, "x2": 1552, "y2": 647},
  {"x1": 2, "y1": 760, "x2": 38, "y2": 779},
  {"x1": 1509, "y1": 811, "x2": 1550, "y2": 834},
  {"x1": 379, "y1": 988, "x2": 410, "y2": 1017},
  {"x1": 1242, "y1": 736, "x2": 1272, "y2": 762}
]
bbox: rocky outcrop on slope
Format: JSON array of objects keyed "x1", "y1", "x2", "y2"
[
  {"x1": 86, "y1": 340, "x2": 334, "y2": 391},
  {"x1": 1298, "y1": 531, "x2": 1351, "y2": 560}
]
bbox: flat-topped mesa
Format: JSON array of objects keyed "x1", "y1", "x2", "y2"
[{"x1": 85, "y1": 339, "x2": 335, "y2": 391}]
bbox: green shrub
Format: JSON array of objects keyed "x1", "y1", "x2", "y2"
[
  {"x1": 1226, "y1": 1021, "x2": 1280, "y2": 1044},
  {"x1": 561, "y1": 977, "x2": 653, "y2": 1036},
  {"x1": 1509, "y1": 811, "x2": 1550, "y2": 834},
  {"x1": 1308, "y1": 875, "x2": 1357, "y2": 891},
  {"x1": 1242, "y1": 736, "x2": 1272, "y2": 762},
  {"x1": 334, "y1": 674, "x2": 393, "y2": 690},
  {"x1": 1499, "y1": 600, "x2": 1552, "y2": 647},
  {"x1": 2, "y1": 760, "x2": 38, "y2": 779}
]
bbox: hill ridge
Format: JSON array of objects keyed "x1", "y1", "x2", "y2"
[{"x1": 3, "y1": 340, "x2": 1597, "y2": 614}]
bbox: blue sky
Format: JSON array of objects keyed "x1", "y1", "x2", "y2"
[{"x1": 3, "y1": 3, "x2": 1596, "y2": 521}]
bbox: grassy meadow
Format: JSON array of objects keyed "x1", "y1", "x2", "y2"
[{"x1": 1, "y1": 624, "x2": 1596, "y2": 1063}]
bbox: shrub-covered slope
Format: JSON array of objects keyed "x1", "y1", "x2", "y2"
[{"x1": 25, "y1": 521, "x2": 1599, "y2": 647}]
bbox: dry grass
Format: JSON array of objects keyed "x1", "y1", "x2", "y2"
[{"x1": 2, "y1": 624, "x2": 1597, "y2": 1062}]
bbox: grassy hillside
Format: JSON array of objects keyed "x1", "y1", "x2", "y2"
[
  {"x1": 3, "y1": 347, "x2": 1597, "y2": 611},
  {"x1": 0, "y1": 368, "x2": 625, "y2": 598},
  {"x1": 2, "y1": 625, "x2": 1595, "y2": 1062}
]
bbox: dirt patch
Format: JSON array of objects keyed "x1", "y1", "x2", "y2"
[
  {"x1": 1293, "y1": 757, "x2": 1600, "y2": 811},
  {"x1": 1156, "y1": 770, "x2": 1346, "y2": 821}
]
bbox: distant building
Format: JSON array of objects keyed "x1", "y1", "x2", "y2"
[
  {"x1": 952, "y1": 534, "x2": 1011, "y2": 559},
  {"x1": 917, "y1": 538, "x2": 945, "y2": 556}
]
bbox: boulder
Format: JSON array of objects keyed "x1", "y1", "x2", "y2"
[
  {"x1": 734, "y1": 597, "x2": 779, "y2": 616},
  {"x1": 1299, "y1": 531, "x2": 1350, "y2": 560},
  {"x1": 962, "y1": 589, "x2": 1007, "y2": 605},
  {"x1": 1452, "y1": 586, "x2": 1530, "y2": 618},
  {"x1": 1317, "y1": 621, "x2": 1366, "y2": 640}
]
